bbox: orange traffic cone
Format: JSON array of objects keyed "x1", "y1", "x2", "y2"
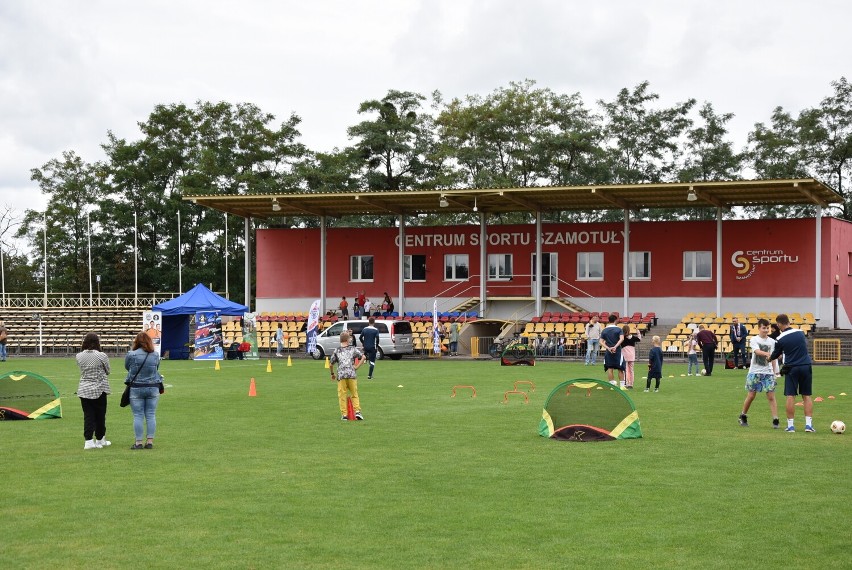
[
  {"x1": 346, "y1": 396, "x2": 356, "y2": 421},
  {"x1": 248, "y1": 377, "x2": 257, "y2": 397}
]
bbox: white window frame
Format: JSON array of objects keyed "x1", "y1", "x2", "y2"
[
  {"x1": 577, "y1": 252, "x2": 604, "y2": 280},
  {"x1": 350, "y1": 255, "x2": 374, "y2": 282},
  {"x1": 683, "y1": 251, "x2": 712, "y2": 280},
  {"x1": 628, "y1": 251, "x2": 651, "y2": 280},
  {"x1": 488, "y1": 253, "x2": 513, "y2": 280},
  {"x1": 404, "y1": 254, "x2": 427, "y2": 282},
  {"x1": 444, "y1": 254, "x2": 469, "y2": 281}
]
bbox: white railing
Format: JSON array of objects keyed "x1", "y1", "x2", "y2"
[{"x1": 0, "y1": 292, "x2": 184, "y2": 309}]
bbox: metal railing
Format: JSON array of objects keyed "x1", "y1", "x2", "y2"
[{"x1": 0, "y1": 292, "x2": 184, "y2": 309}]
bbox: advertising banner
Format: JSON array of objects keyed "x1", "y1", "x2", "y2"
[
  {"x1": 242, "y1": 312, "x2": 259, "y2": 359},
  {"x1": 142, "y1": 310, "x2": 163, "y2": 356},
  {"x1": 194, "y1": 311, "x2": 223, "y2": 360},
  {"x1": 306, "y1": 299, "x2": 321, "y2": 356}
]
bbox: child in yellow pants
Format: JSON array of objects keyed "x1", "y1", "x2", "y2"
[{"x1": 329, "y1": 331, "x2": 365, "y2": 420}]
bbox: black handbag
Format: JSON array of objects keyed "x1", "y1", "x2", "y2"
[{"x1": 120, "y1": 353, "x2": 150, "y2": 408}]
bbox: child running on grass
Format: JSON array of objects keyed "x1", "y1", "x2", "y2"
[
  {"x1": 738, "y1": 318, "x2": 780, "y2": 429},
  {"x1": 329, "y1": 331, "x2": 365, "y2": 420},
  {"x1": 645, "y1": 335, "x2": 663, "y2": 392}
]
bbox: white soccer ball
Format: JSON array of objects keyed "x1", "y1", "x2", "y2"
[
  {"x1": 831, "y1": 420, "x2": 846, "y2": 434},
  {"x1": 700, "y1": 369, "x2": 707, "y2": 376}
]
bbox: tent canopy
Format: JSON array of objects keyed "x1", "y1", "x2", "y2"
[
  {"x1": 152, "y1": 284, "x2": 248, "y2": 359},
  {"x1": 153, "y1": 283, "x2": 248, "y2": 316}
]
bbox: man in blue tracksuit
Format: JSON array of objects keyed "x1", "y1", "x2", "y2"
[
  {"x1": 359, "y1": 317, "x2": 380, "y2": 380},
  {"x1": 769, "y1": 313, "x2": 814, "y2": 433}
]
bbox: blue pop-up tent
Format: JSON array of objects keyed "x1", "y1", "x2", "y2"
[{"x1": 152, "y1": 283, "x2": 249, "y2": 359}]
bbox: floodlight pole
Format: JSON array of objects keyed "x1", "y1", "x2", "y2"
[
  {"x1": 178, "y1": 209, "x2": 183, "y2": 293},
  {"x1": 133, "y1": 211, "x2": 138, "y2": 307},
  {"x1": 87, "y1": 211, "x2": 93, "y2": 306},
  {"x1": 623, "y1": 210, "x2": 630, "y2": 318},
  {"x1": 224, "y1": 212, "x2": 229, "y2": 299},
  {"x1": 43, "y1": 210, "x2": 48, "y2": 309},
  {"x1": 815, "y1": 205, "x2": 822, "y2": 324}
]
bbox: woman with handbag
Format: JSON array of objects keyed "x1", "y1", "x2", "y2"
[
  {"x1": 125, "y1": 332, "x2": 163, "y2": 450},
  {"x1": 76, "y1": 332, "x2": 112, "y2": 450}
]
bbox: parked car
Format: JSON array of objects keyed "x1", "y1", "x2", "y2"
[{"x1": 311, "y1": 319, "x2": 413, "y2": 360}]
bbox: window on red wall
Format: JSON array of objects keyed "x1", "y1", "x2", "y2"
[
  {"x1": 404, "y1": 254, "x2": 426, "y2": 281},
  {"x1": 628, "y1": 251, "x2": 651, "y2": 280},
  {"x1": 683, "y1": 251, "x2": 712, "y2": 280},
  {"x1": 445, "y1": 254, "x2": 469, "y2": 280},
  {"x1": 577, "y1": 252, "x2": 603, "y2": 280},
  {"x1": 350, "y1": 255, "x2": 374, "y2": 281},
  {"x1": 488, "y1": 254, "x2": 513, "y2": 280},
  {"x1": 848, "y1": 252, "x2": 852, "y2": 276}
]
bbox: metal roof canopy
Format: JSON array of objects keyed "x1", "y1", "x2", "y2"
[{"x1": 184, "y1": 178, "x2": 841, "y2": 219}]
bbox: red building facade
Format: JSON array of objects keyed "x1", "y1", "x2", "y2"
[{"x1": 256, "y1": 217, "x2": 852, "y2": 327}]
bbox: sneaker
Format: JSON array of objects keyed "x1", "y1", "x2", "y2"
[
  {"x1": 738, "y1": 413, "x2": 748, "y2": 427},
  {"x1": 83, "y1": 439, "x2": 99, "y2": 450},
  {"x1": 805, "y1": 425, "x2": 816, "y2": 433},
  {"x1": 354, "y1": 411, "x2": 364, "y2": 420},
  {"x1": 643, "y1": 389, "x2": 649, "y2": 393},
  {"x1": 367, "y1": 376, "x2": 372, "y2": 380},
  {"x1": 341, "y1": 415, "x2": 348, "y2": 421},
  {"x1": 97, "y1": 438, "x2": 111, "y2": 447},
  {"x1": 130, "y1": 443, "x2": 144, "y2": 449},
  {"x1": 144, "y1": 442, "x2": 153, "y2": 449},
  {"x1": 687, "y1": 373, "x2": 693, "y2": 376},
  {"x1": 654, "y1": 388, "x2": 659, "y2": 392},
  {"x1": 772, "y1": 418, "x2": 780, "y2": 429},
  {"x1": 785, "y1": 426, "x2": 796, "y2": 433}
]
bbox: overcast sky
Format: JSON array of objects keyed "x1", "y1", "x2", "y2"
[{"x1": 1, "y1": 0, "x2": 850, "y2": 221}]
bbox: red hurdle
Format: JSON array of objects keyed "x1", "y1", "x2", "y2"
[
  {"x1": 502, "y1": 390, "x2": 529, "y2": 404},
  {"x1": 513, "y1": 380, "x2": 536, "y2": 392},
  {"x1": 451, "y1": 385, "x2": 477, "y2": 398}
]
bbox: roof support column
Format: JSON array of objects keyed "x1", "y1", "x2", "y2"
[
  {"x1": 244, "y1": 216, "x2": 251, "y2": 311},
  {"x1": 320, "y1": 215, "x2": 327, "y2": 315},
  {"x1": 398, "y1": 214, "x2": 405, "y2": 316},
  {"x1": 716, "y1": 208, "x2": 723, "y2": 316},
  {"x1": 479, "y1": 212, "x2": 486, "y2": 318},
  {"x1": 623, "y1": 209, "x2": 630, "y2": 318},
  {"x1": 815, "y1": 205, "x2": 822, "y2": 323},
  {"x1": 535, "y1": 212, "x2": 542, "y2": 317}
]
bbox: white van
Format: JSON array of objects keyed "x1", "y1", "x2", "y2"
[{"x1": 311, "y1": 319, "x2": 413, "y2": 360}]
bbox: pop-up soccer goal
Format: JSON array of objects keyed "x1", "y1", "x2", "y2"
[
  {"x1": 0, "y1": 371, "x2": 63, "y2": 420},
  {"x1": 539, "y1": 378, "x2": 641, "y2": 441}
]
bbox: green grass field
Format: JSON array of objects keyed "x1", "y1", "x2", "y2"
[{"x1": 1, "y1": 356, "x2": 850, "y2": 569}]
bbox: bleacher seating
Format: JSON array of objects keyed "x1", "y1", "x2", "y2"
[
  {"x1": 666, "y1": 311, "x2": 817, "y2": 356},
  {"x1": 0, "y1": 307, "x2": 146, "y2": 356},
  {"x1": 519, "y1": 311, "x2": 656, "y2": 358}
]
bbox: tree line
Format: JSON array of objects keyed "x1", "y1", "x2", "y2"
[{"x1": 3, "y1": 78, "x2": 852, "y2": 305}]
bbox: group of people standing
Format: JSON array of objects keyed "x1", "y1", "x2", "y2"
[
  {"x1": 339, "y1": 292, "x2": 394, "y2": 319},
  {"x1": 75, "y1": 331, "x2": 162, "y2": 450},
  {"x1": 584, "y1": 311, "x2": 815, "y2": 432}
]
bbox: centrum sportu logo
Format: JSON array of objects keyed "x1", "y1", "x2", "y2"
[{"x1": 731, "y1": 249, "x2": 798, "y2": 280}]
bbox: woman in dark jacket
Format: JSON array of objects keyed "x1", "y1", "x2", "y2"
[{"x1": 125, "y1": 332, "x2": 163, "y2": 449}]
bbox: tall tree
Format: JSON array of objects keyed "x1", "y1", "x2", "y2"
[
  {"x1": 743, "y1": 106, "x2": 812, "y2": 218},
  {"x1": 17, "y1": 151, "x2": 105, "y2": 292},
  {"x1": 347, "y1": 90, "x2": 431, "y2": 191},
  {"x1": 798, "y1": 77, "x2": 852, "y2": 219},
  {"x1": 597, "y1": 81, "x2": 695, "y2": 220},
  {"x1": 599, "y1": 82, "x2": 696, "y2": 186}
]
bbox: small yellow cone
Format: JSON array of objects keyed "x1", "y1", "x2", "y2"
[
  {"x1": 324, "y1": 357, "x2": 330, "y2": 369},
  {"x1": 287, "y1": 355, "x2": 293, "y2": 367},
  {"x1": 215, "y1": 360, "x2": 220, "y2": 371},
  {"x1": 266, "y1": 359, "x2": 272, "y2": 373}
]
